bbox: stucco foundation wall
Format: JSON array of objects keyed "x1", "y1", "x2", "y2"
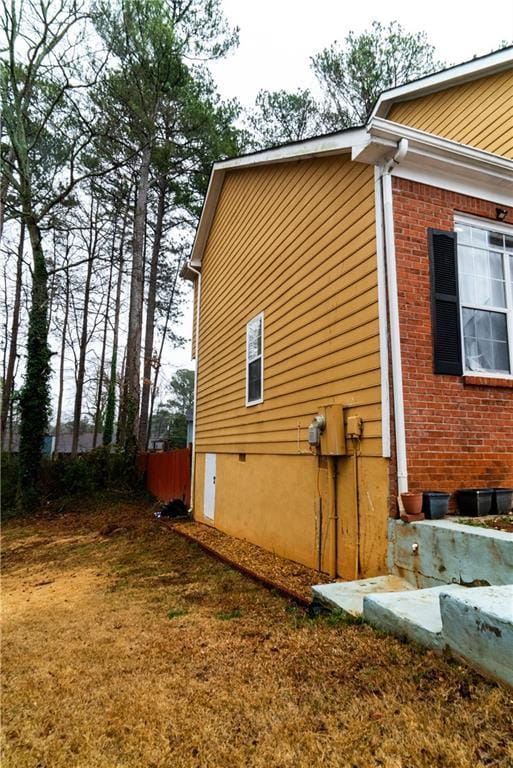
[
  {"x1": 388, "y1": 519, "x2": 513, "y2": 588},
  {"x1": 392, "y1": 179, "x2": 513, "y2": 504},
  {"x1": 194, "y1": 452, "x2": 389, "y2": 577}
]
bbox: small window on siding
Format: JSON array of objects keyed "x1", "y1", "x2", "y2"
[{"x1": 246, "y1": 313, "x2": 264, "y2": 405}]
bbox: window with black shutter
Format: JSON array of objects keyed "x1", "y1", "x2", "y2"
[{"x1": 429, "y1": 221, "x2": 513, "y2": 377}]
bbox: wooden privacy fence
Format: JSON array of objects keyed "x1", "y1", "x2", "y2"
[{"x1": 137, "y1": 447, "x2": 192, "y2": 505}]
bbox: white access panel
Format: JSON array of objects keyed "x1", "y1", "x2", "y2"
[{"x1": 203, "y1": 453, "x2": 216, "y2": 521}]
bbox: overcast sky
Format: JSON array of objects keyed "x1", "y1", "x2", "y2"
[{"x1": 210, "y1": 0, "x2": 512, "y2": 107}]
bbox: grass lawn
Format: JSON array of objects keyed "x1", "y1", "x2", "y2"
[{"x1": 2, "y1": 495, "x2": 512, "y2": 768}]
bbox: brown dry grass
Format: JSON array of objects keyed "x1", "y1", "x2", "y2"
[{"x1": 2, "y1": 495, "x2": 513, "y2": 768}]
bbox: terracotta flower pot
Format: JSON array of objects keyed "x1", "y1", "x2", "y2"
[{"x1": 401, "y1": 492, "x2": 423, "y2": 516}]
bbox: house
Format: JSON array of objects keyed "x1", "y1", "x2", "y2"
[
  {"x1": 183, "y1": 47, "x2": 513, "y2": 580},
  {"x1": 2, "y1": 432, "x2": 101, "y2": 455}
]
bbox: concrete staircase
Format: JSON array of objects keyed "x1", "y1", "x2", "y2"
[{"x1": 312, "y1": 518, "x2": 513, "y2": 687}]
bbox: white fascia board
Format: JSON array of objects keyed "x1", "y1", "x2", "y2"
[
  {"x1": 355, "y1": 118, "x2": 513, "y2": 207},
  {"x1": 370, "y1": 47, "x2": 513, "y2": 120},
  {"x1": 189, "y1": 128, "x2": 365, "y2": 267},
  {"x1": 189, "y1": 169, "x2": 225, "y2": 268},
  {"x1": 214, "y1": 128, "x2": 364, "y2": 171}
]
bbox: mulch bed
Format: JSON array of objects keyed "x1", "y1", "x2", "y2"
[
  {"x1": 456, "y1": 515, "x2": 513, "y2": 533},
  {"x1": 165, "y1": 519, "x2": 333, "y2": 604}
]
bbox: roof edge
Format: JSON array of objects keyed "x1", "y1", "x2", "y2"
[{"x1": 370, "y1": 46, "x2": 513, "y2": 120}]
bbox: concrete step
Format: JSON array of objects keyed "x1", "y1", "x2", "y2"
[
  {"x1": 440, "y1": 585, "x2": 513, "y2": 687},
  {"x1": 363, "y1": 584, "x2": 466, "y2": 650},
  {"x1": 311, "y1": 575, "x2": 414, "y2": 617}
]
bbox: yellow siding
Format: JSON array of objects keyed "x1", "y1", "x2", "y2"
[
  {"x1": 195, "y1": 155, "x2": 381, "y2": 457},
  {"x1": 387, "y1": 69, "x2": 513, "y2": 158}
]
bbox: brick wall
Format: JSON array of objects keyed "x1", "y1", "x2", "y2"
[{"x1": 392, "y1": 178, "x2": 513, "y2": 509}]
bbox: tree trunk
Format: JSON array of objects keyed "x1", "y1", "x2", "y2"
[
  {"x1": 0, "y1": 148, "x2": 15, "y2": 242},
  {"x1": 71, "y1": 198, "x2": 98, "y2": 456},
  {"x1": 54, "y1": 248, "x2": 71, "y2": 456},
  {"x1": 93, "y1": 223, "x2": 116, "y2": 448},
  {"x1": 138, "y1": 175, "x2": 166, "y2": 449},
  {"x1": 116, "y1": 346, "x2": 127, "y2": 446},
  {"x1": 1, "y1": 223, "x2": 25, "y2": 447},
  {"x1": 71, "y1": 251, "x2": 94, "y2": 456},
  {"x1": 103, "y1": 192, "x2": 130, "y2": 446},
  {"x1": 147, "y1": 256, "x2": 181, "y2": 446},
  {"x1": 17, "y1": 217, "x2": 51, "y2": 512},
  {"x1": 2, "y1": 263, "x2": 9, "y2": 385},
  {"x1": 118, "y1": 143, "x2": 151, "y2": 451}
]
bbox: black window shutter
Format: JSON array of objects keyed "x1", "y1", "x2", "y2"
[{"x1": 428, "y1": 228, "x2": 463, "y2": 375}]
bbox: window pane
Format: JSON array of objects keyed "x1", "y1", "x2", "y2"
[
  {"x1": 476, "y1": 339, "x2": 494, "y2": 369},
  {"x1": 456, "y1": 225, "x2": 471, "y2": 244},
  {"x1": 505, "y1": 235, "x2": 513, "y2": 251},
  {"x1": 489, "y1": 251, "x2": 503, "y2": 279},
  {"x1": 493, "y1": 341, "x2": 510, "y2": 373},
  {"x1": 471, "y1": 228, "x2": 488, "y2": 247},
  {"x1": 458, "y1": 244, "x2": 473, "y2": 271},
  {"x1": 475, "y1": 311, "x2": 491, "y2": 340},
  {"x1": 462, "y1": 308, "x2": 509, "y2": 373},
  {"x1": 490, "y1": 279, "x2": 506, "y2": 308},
  {"x1": 488, "y1": 232, "x2": 504, "y2": 248},
  {"x1": 460, "y1": 274, "x2": 475, "y2": 304},
  {"x1": 247, "y1": 318, "x2": 261, "y2": 360},
  {"x1": 462, "y1": 308, "x2": 476, "y2": 338},
  {"x1": 474, "y1": 248, "x2": 488, "y2": 277},
  {"x1": 247, "y1": 358, "x2": 261, "y2": 402}
]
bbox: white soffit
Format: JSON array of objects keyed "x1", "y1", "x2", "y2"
[
  {"x1": 370, "y1": 46, "x2": 513, "y2": 120},
  {"x1": 358, "y1": 118, "x2": 513, "y2": 207}
]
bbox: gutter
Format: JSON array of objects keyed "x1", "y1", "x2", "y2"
[
  {"x1": 186, "y1": 264, "x2": 202, "y2": 513},
  {"x1": 379, "y1": 138, "x2": 409, "y2": 494}
]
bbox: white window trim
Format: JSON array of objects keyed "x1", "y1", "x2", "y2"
[
  {"x1": 246, "y1": 312, "x2": 264, "y2": 406},
  {"x1": 455, "y1": 213, "x2": 513, "y2": 381}
]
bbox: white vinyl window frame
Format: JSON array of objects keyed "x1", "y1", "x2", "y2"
[
  {"x1": 246, "y1": 312, "x2": 264, "y2": 406},
  {"x1": 454, "y1": 213, "x2": 513, "y2": 380}
]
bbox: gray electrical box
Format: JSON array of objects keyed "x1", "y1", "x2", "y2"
[{"x1": 308, "y1": 424, "x2": 322, "y2": 446}]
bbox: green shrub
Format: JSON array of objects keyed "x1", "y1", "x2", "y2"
[
  {"x1": 2, "y1": 446, "x2": 143, "y2": 517},
  {"x1": 44, "y1": 447, "x2": 142, "y2": 498},
  {"x1": 1, "y1": 452, "x2": 19, "y2": 518}
]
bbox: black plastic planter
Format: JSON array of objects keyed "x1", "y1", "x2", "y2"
[
  {"x1": 491, "y1": 488, "x2": 513, "y2": 515},
  {"x1": 422, "y1": 491, "x2": 450, "y2": 520},
  {"x1": 457, "y1": 488, "x2": 493, "y2": 517}
]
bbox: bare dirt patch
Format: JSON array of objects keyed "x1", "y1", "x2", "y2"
[{"x1": 2, "y1": 495, "x2": 513, "y2": 768}]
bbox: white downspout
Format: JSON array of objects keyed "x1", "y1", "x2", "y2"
[
  {"x1": 374, "y1": 167, "x2": 391, "y2": 459},
  {"x1": 187, "y1": 265, "x2": 202, "y2": 512},
  {"x1": 380, "y1": 138, "x2": 409, "y2": 494}
]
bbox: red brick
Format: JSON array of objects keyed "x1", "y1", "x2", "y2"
[{"x1": 391, "y1": 178, "x2": 513, "y2": 500}]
